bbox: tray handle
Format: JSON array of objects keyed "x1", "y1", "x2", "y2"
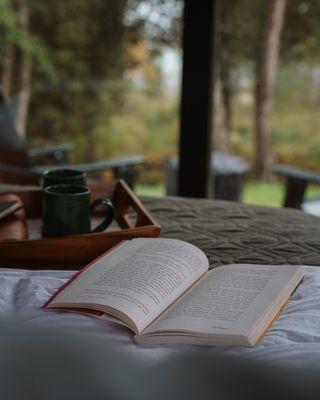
[{"x1": 113, "y1": 180, "x2": 158, "y2": 229}]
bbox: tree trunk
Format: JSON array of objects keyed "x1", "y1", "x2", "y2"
[
  {"x1": 311, "y1": 66, "x2": 320, "y2": 102},
  {"x1": 220, "y1": 57, "x2": 232, "y2": 133},
  {"x1": 213, "y1": 75, "x2": 230, "y2": 153},
  {"x1": 14, "y1": 2, "x2": 32, "y2": 138},
  {"x1": 83, "y1": 89, "x2": 98, "y2": 162},
  {"x1": 1, "y1": 43, "x2": 15, "y2": 98},
  {"x1": 254, "y1": 0, "x2": 287, "y2": 180},
  {"x1": 214, "y1": 0, "x2": 232, "y2": 153}
]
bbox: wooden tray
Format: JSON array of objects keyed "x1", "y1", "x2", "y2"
[{"x1": 0, "y1": 180, "x2": 161, "y2": 269}]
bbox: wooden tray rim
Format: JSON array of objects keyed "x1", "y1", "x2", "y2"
[{"x1": 0, "y1": 180, "x2": 161, "y2": 268}]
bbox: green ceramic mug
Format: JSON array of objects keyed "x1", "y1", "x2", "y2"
[
  {"x1": 42, "y1": 185, "x2": 114, "y2": 237},
  {"x1": 42, "y1": 168, "x2": 87, "y2": 188}
]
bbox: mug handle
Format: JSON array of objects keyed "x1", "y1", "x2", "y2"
[{"x1": 90, "y1": 198, "x2": 115, "y2": 233}]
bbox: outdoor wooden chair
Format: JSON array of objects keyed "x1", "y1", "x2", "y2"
[
  {"x1": 0, "y1": 89, "x2": 144, "y2": 188},
  {"x1": 273, "y1": 165, "x2": 320, "y2": 209}
]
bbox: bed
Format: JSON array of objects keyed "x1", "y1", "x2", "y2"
[{"x1": 1, "y1": 196, "x2": 320, "y2": 366}]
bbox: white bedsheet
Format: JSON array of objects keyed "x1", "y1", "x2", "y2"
[{"x1": 1, "y1": 266, "x2": 320, "y2": 365}]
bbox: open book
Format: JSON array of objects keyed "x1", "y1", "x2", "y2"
[{"x1": 44, "y1": 238, "x2": 304, "y2": 347}]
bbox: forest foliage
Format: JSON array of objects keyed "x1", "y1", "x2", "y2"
[{"x1": 1, "y1": 0, "x2": 320, "y2": 185}]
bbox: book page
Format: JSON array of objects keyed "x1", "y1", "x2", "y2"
[
  {"x1": 47, "y1": 238, "x2": 209, "y2": 333},
  {"x1": 144, "y1": 264, "x2": 303, "y2": 337}
]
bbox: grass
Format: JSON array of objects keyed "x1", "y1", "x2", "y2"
[
  {"x1": 244, "y1": 182, "x2": 284, "y2": 207},
  {"x1": 135, "y1": 184, "x2": 166, "y2": 197},
  {"x1": 136, "y1": 181, "x2": 320, "y2": 208},
  {"x1": 244, "y1": 182, "x2": 320, "y2": 207}
]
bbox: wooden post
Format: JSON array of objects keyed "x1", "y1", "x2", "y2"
[{"x1": 178, "y1": 0, "x2": 217, "y2": 198}]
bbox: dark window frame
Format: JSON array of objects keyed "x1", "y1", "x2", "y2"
[{"x1": 178, "y1": 0, "x2": 217, "y2": 198}]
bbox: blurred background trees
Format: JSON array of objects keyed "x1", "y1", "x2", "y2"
[
  {"x1": 1, "y1": 0, "x2": 320, "y2": 203},
  {"x1": 216, "y1": 0, "x2": 320, "y2": 180},
  {"x1": 0, "y1": 0, "x2": 181, "y2": 164}
]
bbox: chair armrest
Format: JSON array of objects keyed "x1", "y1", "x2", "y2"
[
  {"x1": 34, "y1": 156, "x2": 145, "y2": 189},
  {"x1": 65, "y1": 156, "x2": 145, "y2": 173},
  {"x1": 273, "y1": 165, "x2": 320, "y2": 209},
  {"x1": 27, "y1": 143, "x2": 74, "y2": 165},
  {"x1": 273, "y1": 165, "x2": 320, "y2": 184},
  {"x1": 63, "y1": 156, "x2": 145, "y2": 189},
  {"x1": 33, "y1": 156, "x2": 144, "y2": 173}
]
